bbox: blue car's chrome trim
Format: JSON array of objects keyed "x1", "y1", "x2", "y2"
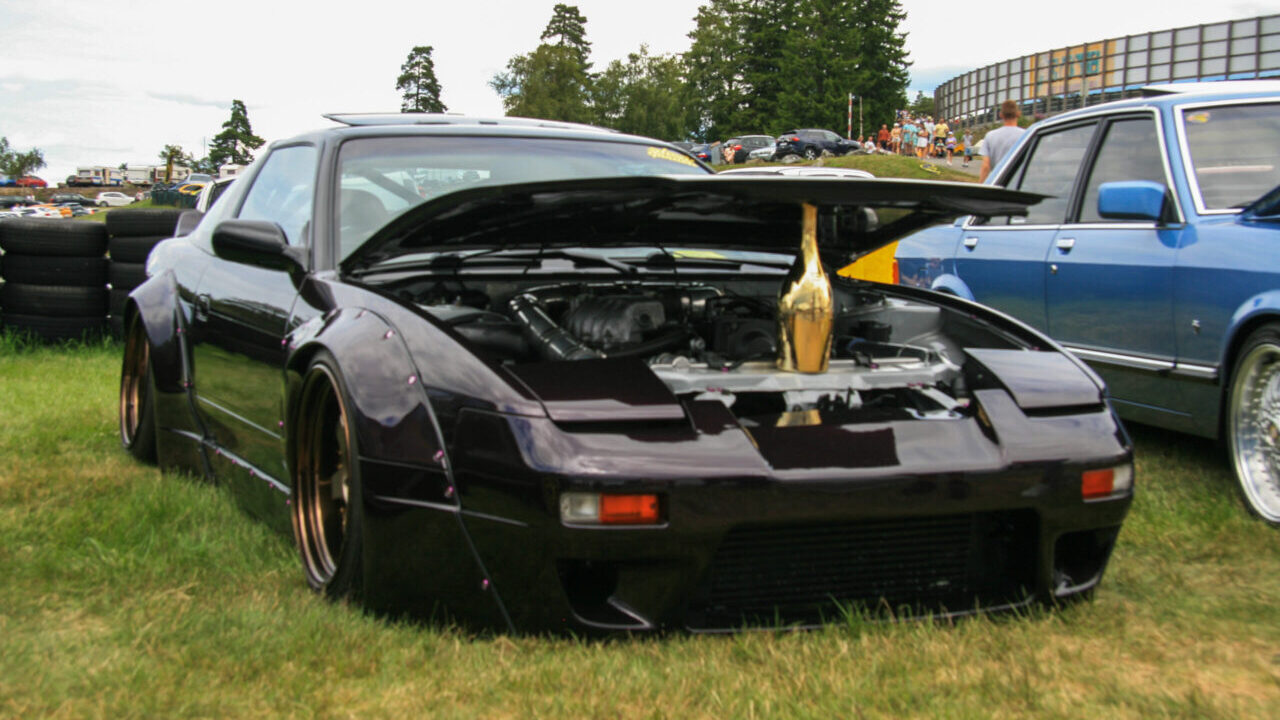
[{"x1": 1066, "y1": 346, "x2": 1220, "y2": 381}]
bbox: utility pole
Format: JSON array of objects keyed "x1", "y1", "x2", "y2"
[{"x1": 848, "y1": 94, "x2": 853, "y2": 139}]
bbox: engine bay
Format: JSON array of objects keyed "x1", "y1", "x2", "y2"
[{"x1": 390, "y1": 276, "x2": 1027, "y2": 428}]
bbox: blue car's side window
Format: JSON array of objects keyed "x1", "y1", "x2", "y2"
[
  {"x1": 1010, "y1": 124, "x2": 1097, "y2": 226},
  {"x1": 1078, "y1": 117, "x2": 1167, "y2": 223}
]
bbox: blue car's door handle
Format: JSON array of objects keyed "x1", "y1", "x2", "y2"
[
  {"x1": 963, "y1": 236, "x2": 978, "y2": 250},
  {"x1": 1056, "y1": 237, "x2": 1076, "y2": 252}
]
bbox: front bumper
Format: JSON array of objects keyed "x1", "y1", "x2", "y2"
[{"x1": 364, "y1": 393, "x2": 1132, "y2": 633}]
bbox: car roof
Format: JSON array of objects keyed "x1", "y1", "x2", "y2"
[
  {"x1": 270, "y1": 113, "x2": 672, "y2": 153},
  {"x1": 1040, "y1": 80, "x2": 1280, "y2": 126}
]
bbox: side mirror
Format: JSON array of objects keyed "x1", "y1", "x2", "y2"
[
  {"x1": 1097, "y1": 181, "x2": 1168, "y2": 222},
  {"x1": 211, "y1": 219, "x2": 306, "y2": 271}
]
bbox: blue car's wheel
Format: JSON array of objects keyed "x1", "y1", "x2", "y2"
[{"x1": 1227, "y1": 323, "x2": 1280, "y2": 527}]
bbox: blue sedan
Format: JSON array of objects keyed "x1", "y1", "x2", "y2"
[{"x1": 896, "y1": 81, "x2": 1280, "y2": 526}]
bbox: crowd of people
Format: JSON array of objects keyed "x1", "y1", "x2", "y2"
[{"x1": 849, "y1": 100, "x2": 1028, "y2": 178}]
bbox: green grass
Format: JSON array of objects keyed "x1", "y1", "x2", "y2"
[
  {"x1": 1, "y1": 337, "x2": 1278, "y2": 718},
  {"x1": 726, "y1": 153, "x2": 978, "y2": 183}
]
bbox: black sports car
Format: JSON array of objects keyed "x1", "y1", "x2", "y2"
[{"x1": 119, "y1": 115, "x2": 1133, "y2": 633}]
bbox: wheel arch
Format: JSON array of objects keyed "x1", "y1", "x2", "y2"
[
  {"x1": 929, "y1": 273, "x2": 974, "y2": 300},
  {"x1": 123, "y1": 270, "x2": 186, "y2": 393},
  {"x1": 1217, "y1": 293, "x2": 1280, "y2": 432}
]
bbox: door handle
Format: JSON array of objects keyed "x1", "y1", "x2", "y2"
[
  {"x1": 1055, "y1": 237, "x2": 1076, "y2": 252},
  {"x1": 963, "y1": 237, "x2": 978, "y2": 250}
]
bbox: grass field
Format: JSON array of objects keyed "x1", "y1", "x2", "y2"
[
  {"x1": 1, "y1": 336, "x2": 1278, "y2": 719},
  {"x1": 728, "y1": 153, "x2": 977, "y2": 183}
]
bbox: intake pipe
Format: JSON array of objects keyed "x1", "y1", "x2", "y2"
[{"x1": 509, "y1": 292, "x2": 603, "y2": 361}]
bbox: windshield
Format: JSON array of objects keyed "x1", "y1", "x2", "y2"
[
  {"x1": 1182, "y1": 102, "x2": 1280, "y2": 210},
  {"x1": 336, "y1": 136, "x2": 709, "y2": 260}
]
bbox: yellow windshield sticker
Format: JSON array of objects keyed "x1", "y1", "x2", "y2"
[
  {"x1": 672, "y1": 249, "x2": 727, "y2": 259},
  {"x1": 647, "y1": 146, "x2": 698, "y2": 167},
  {"x1": 1186, "y1": 111, "x2": 1211, "y2": 124}
]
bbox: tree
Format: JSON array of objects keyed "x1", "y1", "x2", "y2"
[
  {"x1": 396, "y1": 46, "x2": 448, "y2": 113},
  {"x1": 157, "y1": 144, "x2": 195, "y2": 183},
  {"x1": 0, "y1": 136, "x2": 46, "y2": 180},
  {"x1": 909, "y1": 90, "x2": 935, "y2": 117},
  {"x1": 593, "y1": 46, "x2": 698, "y2": 140},
  {"x1": 540, "y1": 3, "x2": 591, "y2": 68},
  {"x1": 490, "y1": 5, "x2": 594, "y2": 123},
  {"x1": 685, "y1": 0, "x2": 910, "y2": 140},
  {"x1": 207, "y1": 100, "x2": 265, "y2": 170}
]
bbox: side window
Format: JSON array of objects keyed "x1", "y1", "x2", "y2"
[
  {"x1": 237, "y1": 145, "x2": 318, "y2": 246},
  {"x1": 1009, "y1": 123, "x2": 1097, "y2": 225},
  {"x1": 1078, "y1": 117, "x2": 1167, "y2": 223}
]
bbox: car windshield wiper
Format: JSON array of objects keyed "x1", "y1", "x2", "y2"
[{"x1": 1239, "y1": 183, "x2": 1280, "y2": 218}]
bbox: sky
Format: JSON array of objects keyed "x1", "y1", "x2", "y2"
[{"x1": 1, "y1": 0, "x2": 1275, "y2": 184}]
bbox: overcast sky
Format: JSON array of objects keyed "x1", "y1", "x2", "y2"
[{"x1": 1, "y1": 0, "x2": 1274, "y2": 184}]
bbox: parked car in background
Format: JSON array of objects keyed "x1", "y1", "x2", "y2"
[
  {"x1": 774, "y1": 129, "x2": 857, "y2": 160},
  {"x1": 95, "y1": 191, "x2": 135, "y2": 207},
  {"x1": 895, "y1": 81, "x2": 1280, "y2": 526},
  {"x1": 117, "y1": 112, "x2": 1131, "y2": 633},
  {"x1": 670, "y1": 141, "x2": 694, "y2": 153},
  {"x1": 15, "y1": 176, "x2": 47, "y2": 188},
  {"x1": 748, "y1": 145, "x2": 776, "y2": 162},
  {"x1": 689, "y1": 143, "x2": 715, "y2": 164},
  {"x1": 51, "y1": 193, "x2": 95, "y2": 205},
  {"x1": 722, "y1": 135, "x2": 774, "y2": 164}
]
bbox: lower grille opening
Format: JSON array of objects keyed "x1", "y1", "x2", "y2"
[{"x1": 686, "y1": 511, "x2": 1038, "y2": 629}]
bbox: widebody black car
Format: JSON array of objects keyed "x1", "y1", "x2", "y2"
[
  {"x1": 775, "y1": 128, "x2": 857, "y2": 160},
  {"x1": 119, "y1": 115, "x2": 1132, "y2": 633}
]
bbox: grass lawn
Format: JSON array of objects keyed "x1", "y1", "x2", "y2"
[
  {"x1": 725, "y1": 153, "x2": 977, "y2": 183},
  {"x1": 1, "y1": 337, "x2": 1277, "y2": 718}
]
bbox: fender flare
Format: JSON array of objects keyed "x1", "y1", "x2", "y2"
[{"x1": 123, "y1": 270, "x2": 186, "y2": 393}]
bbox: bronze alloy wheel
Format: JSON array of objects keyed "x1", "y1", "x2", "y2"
[
  {"x1": 1228, "y1": 325, "x2": 1280, "y2": 526},
  {"x1": 119, "y1": 316, "x2": 156, "y2": 461},
  {"x1": 292, "y1": 359, "x2": 363, "y2": 595}
]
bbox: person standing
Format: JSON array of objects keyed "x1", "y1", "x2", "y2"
[
  {"x1": 890, "y1": 123, "x2": 901, "y2": 154},
  {"x1": 963, "y1": 128, "x2": 974, "y2": 168},
  {"x1": 877, "y1": 124, "x2": 890, "y2": 151},
  {"x1": 979, "y1": 100, "x2": 1026, "y2": 183}
]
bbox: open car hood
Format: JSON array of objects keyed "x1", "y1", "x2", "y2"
[{"x1": 341, "y1": 175, "x2": 1041, "y2": 274}]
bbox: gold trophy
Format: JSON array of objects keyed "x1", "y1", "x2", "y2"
[{"x1": 776, "y1": 203, "x2": 834, "y2": 373}]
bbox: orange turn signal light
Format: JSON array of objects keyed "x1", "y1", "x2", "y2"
[
  {"x1": 599, "y1": 494, "x2": 660, "y2": 525},
  {"x1": 1082, "y1": 464, "x2": 1132, "y2": 500},
  {"x1": 560, "y1": 492, "x2": 661, "y2": 525}
]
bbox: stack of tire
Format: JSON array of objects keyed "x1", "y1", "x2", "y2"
[
  {"x1": 0, "y1": 220, "x2": 109, "y2": 342},
  {"x1": 106, "y1": 209, "x2": 183, "y2": 336}
]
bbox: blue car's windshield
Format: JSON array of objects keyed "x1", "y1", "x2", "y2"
[
  {"x1": 337, "y1": 136, "x2": 709, "y2": 260},
  {"x1": 1182, "y1": 101, "x2": 1280, "y2": 210}
]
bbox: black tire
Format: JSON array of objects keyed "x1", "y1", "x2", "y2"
[
  {"x1": 1, "y1": 283, "x2": 107, "y2": 316},
  {"x1": 0, "y1": 219, "x2": 107, "y2": 256},
  {"x1": 2, "y1": 313, "x2": 106, "y2": 342},
  {"x1": 108, "y1": 262, "x2": 148, "y2": 290},
  {"x1": 106, "y1": 209, "x2": 183, "y2": 238},
  {"x1": 108, "y1": 235, "x2": 169, "y2": 264},
  {"x1": 292, "y1": 351, "x2": 365, "y2": 599},
  {"x1": 1225, "y1": 322, "x2": 1280, "y2": 527},
  {"x1": 119, "y1": 315, "x2": 157, "y2": 463},
  {"x1": 109, "y1": 287, "x2": 130, "y2": 317},
  {"x1": 0, "y1": 254, "x2": 107, "y2": 286}
]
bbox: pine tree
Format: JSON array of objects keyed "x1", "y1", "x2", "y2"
[
  {"x1": 490, "y1": 5, "x2": 594, "y2": 123},
  {"x1": 593, "y1": 46, "x2": 697, "y2": 140},
  {"x1": 540, "y1": 3, "x2": 592, "y2": 68},
  {"x1": 208, "y1": 100, "x2": 265, "y2": 169},
  {"x1": 396, "y1": 45, "x2": 448, "y2": 113}
]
